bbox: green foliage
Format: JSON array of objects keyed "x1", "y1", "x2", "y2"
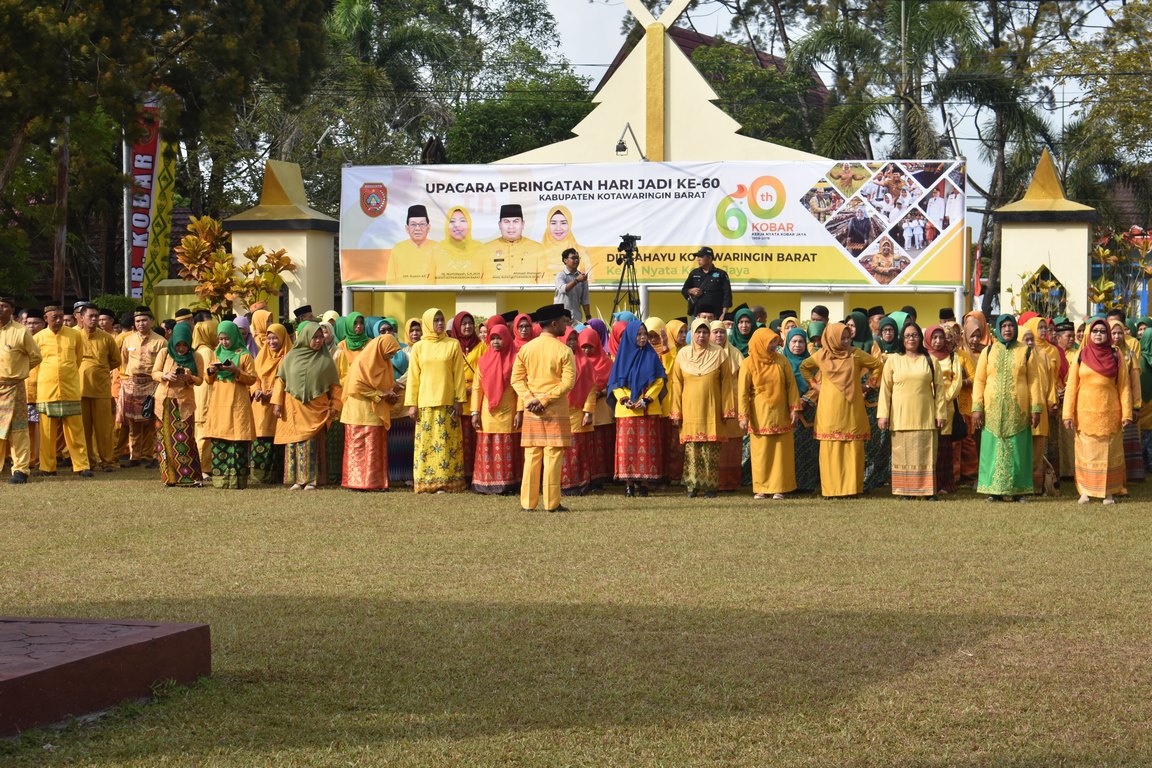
[
  {"x1": 691, "y1": 44, "x2": 821, "y2": 152},
  {"x1": 91, "y1": 295, "x2": 139, "y2": 316},
  {"x1": 1090, "y1": 226, "x2": 1152, "y2": 315}
]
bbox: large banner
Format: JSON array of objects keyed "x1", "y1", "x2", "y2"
[
  {"x1": 126, "y1": 103, "x2": 175, "y2": 304},
  {"x1": 340, "y1": 160, "x2": 965, "y2": 290}
]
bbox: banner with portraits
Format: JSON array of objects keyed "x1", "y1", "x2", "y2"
[{"x1": 340, "y1": 160, "x2": 965, "y2": 290}]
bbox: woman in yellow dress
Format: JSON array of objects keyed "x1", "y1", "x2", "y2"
[
  {"x1": 877, "y1": 322, "x2": 947, "y2": 498},
  {"x1": 190, "y1": 319, "x2": 217, "y2": 476},
  {"x1": 341, "y1": 334, "x2": 401, "y2": 491},
  {"x1": 333, "y1": 312, "x2": 369, "y2": 383},
  {"x1": 1020, "y1": 317, "x2": 1059, "y2": 494},
  {"x1": 1063, "y1": 318, "x2": 1131, "y2": 504},
  {"x1": 203, "y1": 321, "x2": 258, "y2": 489},
  {"x1": 711, "y1": 319, "x2": 745, "y2": 491},
  {"x1": 670, "y1": 318, "x2": 736, "y2": 497},
  {"x1": 404, "y1": 307, "x2": 468, "y2": 493},
  {"x1": 471, "y1": 324, "x2": 522, "y2": 494},
  {"x1": 800, "y1": 322, "x2": 883, "y2": 497},
  {"x1": 250, "y1": 322, "x2": 288, "y2": 483},
  {"x1": 273, "y1": 323, "x2": 342, "y2": 490},
  {"x1": 151, "y1": 323, "x2": 204, "y2": 487},
  {"x1": 608, "y1": 320, "x2": 667, "y2": 497},
  {"x1": 738, "y1": 328, "x2": 800, "y2": 499}
]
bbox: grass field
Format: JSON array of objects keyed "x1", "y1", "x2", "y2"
[{"x1": 3, "y1": 468, "x2": 1152, "y2": 767}]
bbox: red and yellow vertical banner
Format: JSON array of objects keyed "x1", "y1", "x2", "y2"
[{"x1": 126, "y1": 103, "x2": 174, "y2": 307}]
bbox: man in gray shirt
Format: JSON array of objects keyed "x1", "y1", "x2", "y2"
[{"x1": 553, "y1": 248, "x2": 590, "y2": 322}]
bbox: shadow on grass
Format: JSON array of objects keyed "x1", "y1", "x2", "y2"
[{"x1": 13, "y1": 597, "x2": 1023, "y2": 753}]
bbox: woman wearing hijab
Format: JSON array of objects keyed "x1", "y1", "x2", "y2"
[
  {"x1": 559, "y1": 327, "x2": 599, "y2": 496},
  {"x1": 972, "y1": 315, "x2": 1044, "y2": 501},
  {"x1": 608, "y1": 320, "x2": 667, "y2": 497},
  {"x1": 664, "y1": 319, "x2": 688, "y2": 355},
  {"x1": 541, "y1": 205, "x2": 586, "y2": 277},
  {"x1": 606, "y1": 320, "x2": 627, "y2": 359},
  {"x1": 386, "y1": 319, "x2": 422, "y2": 487},
  {"x1": 871, "y1": 316, "x2": 901, "y2": 358},
  {"x1": 251, "y1": 323, "x2": 289, "y2": 484},
  {"x1": 925, "y1": 324, "x2": 964, "y2": 494},
  {"x1": 234, "y1": 315, "x2": 259, "y2": 357},
  {"x1": 670, "y1": 318, "x2": 736, "y2": 498},
  {"x1": 1063, "y1": 318, "x2": 1131, "y2": 504},
  {"x1": 587, "y1": 318, "x2": 609, "y2": 350},
  {"x1": 727, "y1": 308, "x2": 756, "y2": 357},
  {"x1": 251, "y1": 308, "x2": 273, "y2": 354},
  {"x1": 202, "y1": 320, "x2": 257, "y2": 489},
  {"x1": 1107, "y1": 319, "x2": 1144, "y2": 485},
  {"x1": 1021, "y1": 317, "x2": 1060, "y2": 494},
  {"x1": 404, "y1": 307, "x2": 468, "y2": 493},
  {"x1": 273, "y1": 323, "x2": 342, "y2": 490},
  {"x1": 578, "y1": 326, "x2": 615, "y2": 488},
  {"x1": 739, "y1": 328, "x2": 800, "y2": 499},
  {"x1": 450, "y1": 311, "x2": 484, "y2": 483},
  {"x1": 471, "y1": 324, "x2": 523, "y2": 494},
  {"x1": 644, "y1": 317, "x2": 674, "y2": 370},
  {"x1": 333, "y1": 312, "x2": 369, "y2": 383},
  {"x1": 190, "y1": 319, "x2": 217, "y2": 476},
  {"x1": 512, "y1": 312, "x2": 539, "y2": 351},
  {"x1": 150, "y1": 323, "x2": 204, "y2": 486},
  {"x1": 782, "y1": 326, "x2": 819, "y2": 492},
  {"x1": 434, "y1": 206, "x2": 483, "y2": 282},
  {"x1": 341, "y1": 334, "x2": 401, "y2": 491},
  {"x1": 800, "y1": 323, "x2": 883, "y2": 497},
  {"x1": 877, "y1": 323, "x2": 947, "y2": 498},
  {"x1": 845, "y1": 310, "x2": 873, "y2": 351},
  {"x1": 711, "y1": 320, "x2": 745, "y2": 492},
  {"x1": 956, "y1": 311, "x2": 988, "y2": 483},
  {"x1": 806, "y1": 320, "x2": 826, "y2": 353}
]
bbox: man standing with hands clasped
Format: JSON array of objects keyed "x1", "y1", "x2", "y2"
[
  {"x1": 680, "y1": 246, "x2": 732, "y2": 319},
  {"x1": 554, "y1": 248, "x2": 591, "y2": 322},
  {"x1": 512, "y1": 304, "x2": 575, "y2": 512}
]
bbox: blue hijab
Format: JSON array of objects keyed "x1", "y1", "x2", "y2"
[
  {"x1": 607, "y1": 320, "x2": 667, "y2": 403},
  {"x1": 782, "y1": 327, "x2": 810, "y2": 395},
  {"x1": 612, "y1": 310, "x2": 639, "y2": 324}
]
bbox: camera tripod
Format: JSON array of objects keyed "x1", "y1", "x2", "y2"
[{"x1": 612, "y1": 234, "x2": 642, "y2": 318}]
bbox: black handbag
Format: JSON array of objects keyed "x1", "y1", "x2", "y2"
[
  {"x1": 141, "y1": 395, "x2": 155, "y2": 420},
  {"x1": 950, "y1": 405, "x2": 967, "y2": 440}
]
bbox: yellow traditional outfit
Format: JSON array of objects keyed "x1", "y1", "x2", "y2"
[
  {"x1": 539, "y1": 205, "x2": 587, "y2": 279},
  {"x1": 1063, "y1": 319, "x2": 1130, "y2": 501},
  {"x1": 33, "y1": 324, "x2": 90, "y2": 474},
  {"x1": 191, "y1": 320, "x2": 216, "y2": 474},
  {"x1": 0, "y1": 316, "x2": 42, "y2": 480},
  {"x1": 273, "y1": 323, "x2": 342, "y2": 489},
  {"x1": 471, "y1": 324, "x2": 522, "y2": 494},
  {"x1": 151, "y1": 324, "x2": 204, "y2": 486},
  {"x1": 388, "y1": 237, "x2": 437, "y2": 284},
  {"x1": 404, "y1": 308, "x2": 468, "y2": 493},
  {"x1": 482, "y1": 235, "x2": 542, "y2": 283},
  {"x1": 433, "y1": 206, "x2": 484, "y2": 282},
  {"x1": 669, "y1": 318, "x2": 735, "y2": 496},
  {"x1": 119, "y1": 323, "x2": 165, "y2": 464},
  {"x1": 711, "y1": 320, "x2": 746, "y2": 491},
  {"x1": 738, "y1": 329, "x2": 800, "y2": 497},
  {"x1": 251, "y1": 323, "x2": 288, "y2": 484},
  {"x1": 877, "y1": 349, "x2": 947, "y2": 497},
  {"x1": 341, "y1": 334, "x2": 401, "y2": 490},
  {"x1": 1022, "y1": 317, "x2": 1060, "y2": 493},
  {"x1": 203, "y1": 322, "x2": 257, "y2": 489},
  {"x1": 799, "y1": 322, "x2": 883, "y2": 497},
  {"x1": 79, "y1": 326, "x2": 120, "y2": 470},
  {"x1": 512, "y1": 321, "x2": 575, "y2": 511}
]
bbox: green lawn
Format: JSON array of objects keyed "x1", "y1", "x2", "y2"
[{"x1": 3, "y1": 469, "x2": 1152, "y2": 766}]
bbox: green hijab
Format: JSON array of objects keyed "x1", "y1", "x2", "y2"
[
  {"x1": 1140, "y1": 328, "x2": 1152, "y2": 405},
  {"x1": 807, "y1": 320, "x2": 826, "y2": 347},
  {"x1": 277, "y1": 324, "x2": 341, "y2": 403},
  {"x1": 875, "y1": 316, "x2": 901, "y2": 354},
  {"x1": 846, "y1": 310, "x2": 872, "y2": 350},
  {"x1": 167, "y1": 322, "x2": 198, "y2": 374},
  {"x1": 994, "y1": 313, "x2": 1020, "y2": 348},
  {"x1": 337, "y1": 312, "x2": 369, "y2": 351},
  {"x1": 727, "y1": 308, "x2": 757, "y2": 355},
  {"x1": 214, "y1": 320, "x2": 248, "y2": 382}
]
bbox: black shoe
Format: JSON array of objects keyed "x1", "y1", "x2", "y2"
[
  {"x1": 120, "y1": 459, "x2": 140, "y2": 468},
  {"x1": 546, "y1": 505, "x2": 570, "y2": 513},
  {"x1": 35, "y1": 470, "x2": 57, "y2": 477},
  {"x1": 624, "y1": 486, "x2": 634, "y2": 497},
  {"x1": 8, "y1": 471, "x2": 27, "y2": 484},
  {"x1": 637, "y1": 486, "x2": 649, "y2": 497},
  {"x1": 686, "y1": 490, "x2": 697, "y2": 498},
  {"x1": 144, "y1": 459, "x2": 159, "y2": 469},
  {"x1": 102, "y1": 465, "x2": 114, "y2": 473},
  {"x1": 78, "y1": 469, "x2": 94, "y2": 478}
]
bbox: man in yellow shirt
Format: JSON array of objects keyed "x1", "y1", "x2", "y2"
[
  {"x1": 511, "y1": 304, "x2": 574, "y2": 512},
  {"x1": 0, "y1": 296, "x2": 43, "y2": 483},
  {"x1": 33, "y1": 306, "x2": 92, "y2": 476},
  {"x1": 484, "y1": 204, "x2": 542, "y2": 283},
  {"x1": 387, "y1": 205, "x2": 437, "y2": 284},
  {"x1": 119, "y1": 307, "x2": 166, "y2": 467},
  {"x1": 77, "y1": 304, "x2": 121, "y2": 471}
]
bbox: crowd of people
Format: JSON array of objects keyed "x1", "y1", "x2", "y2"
[{"x1": 0, "y1": 293, "x2": 1147, "y2": 508}]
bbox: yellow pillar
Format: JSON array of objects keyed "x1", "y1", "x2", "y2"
[{"x1": 645, "y1": 23, "x2": 666, "y2": 162}]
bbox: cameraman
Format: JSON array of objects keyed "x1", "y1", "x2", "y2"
[
  {"x1": 681, "y1": 247, "x2": 732, "y2": 319},
  {"x1": 554, "y1": 247, "x2": 590, "y2": 322}
]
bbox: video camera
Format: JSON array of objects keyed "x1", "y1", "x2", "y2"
[{"x1": 616, "y1": 233, "x2": 641, "y2": 265}]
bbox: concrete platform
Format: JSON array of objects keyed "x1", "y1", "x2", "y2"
[{"x1": 0, "y1": 617, "x2": 211, "y2": 736}]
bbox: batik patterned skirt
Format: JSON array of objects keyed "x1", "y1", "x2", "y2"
[
  {"x1": 343, "y1": 424, "x2": 388, "y2": 490},
  {"x1": 615, "y1": 416, "x2": 663, "y2": 482},
  {"x1": 158, "y1": 399, "x2": 201, "y2": 487},
  {"x1": 211, "y1": 439, "x2": 251, "y2": 490},
  {"x1": 561, "y1": 430, "x2": 593, "y2": 495},
  {"x1": 681, "y1": 441, "x2": 720, "y2": 493},
  {"x1": 473, "y1": 431, "x2": 520, "y2": 494},
  {"x1": 284, "y1": 430, "x2": 327, "y2": 487},
  {"x1": 1123, "y1": 422, "x2": 1144, "y2": 483},
  {"x1": 1074, "y1": 430, "x2": 1125, "y2": 499},
  {"x1": 891, "y1": 429, "x2": 937, "y2": 496},
  {"x1": 413, "y1": 405, "x2": 466, "y2": 493},
  {"x1": 251, "y1": 436, "x2": 284, "y2": 484}
]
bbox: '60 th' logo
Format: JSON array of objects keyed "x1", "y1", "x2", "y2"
[{"x1": 715, "y1": 176, "x2": 786, "y2": 238}]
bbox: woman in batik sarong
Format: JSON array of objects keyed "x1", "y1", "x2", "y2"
[
  {"x1": 250, "y1": 322, "x2": 288, "y2": 484},
  {"x1": 203, "y1": 321, "x2": 257, "y2": 489},
  {"x1": 1063, "y1": 318, "x2": 1130, "y2": 504},
  {"x1": 273, "y1": 323, "x2": 342, "y2": 490},
  {"x1": 471, "y1": 324, "x2": 522, "y2": 494},
  {"x1": 669, "y1": 319, "x2": 735, "y2": 498},
  {"x1": 151, "y1": 323, "x2": 204, "y2": 487},
  {"x1": 877, "y1": 322, "x2": 946, "y2": 499},
  {"x1": 608, "y1": 320, "x2": 666, "y2": 498},
  {"x1": 341, "y1": 334, "x2": 401, "y2": 491},
  {"x1": 404, "y1": 307, "x2": 467, "y2": 493}
]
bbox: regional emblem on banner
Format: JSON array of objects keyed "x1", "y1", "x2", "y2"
[{"x1": 360, "y1": 184, "x2": 388, "y2": 217}]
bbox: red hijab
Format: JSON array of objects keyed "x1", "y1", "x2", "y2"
[
  {"x1": 578, "y1": 326, "x2": 612, "y2": 390},
  {"x1": 450, "y1": 311, "x2": 480, "y2": 356},
  {"x1": 477, "y1": 325, "x2": 516, "y2": 411},
  {"x1": 924, "y1": 324, "x2": 950, "y2": 361},
  {"x1": 512, "y1": 312, "x2": 538, "y2": 350},
  {"x1": 562, "y1": 328, "x2": 596, "y2": 409},
  {"x1": 607, "y1": 320, "x2": 628, "y2": 359},
  {"x1": 1081, "y1": 318, "x2": 1119, "y2": 379}
]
